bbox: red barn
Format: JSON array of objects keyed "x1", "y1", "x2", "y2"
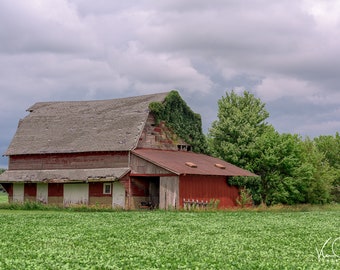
[{"x1": 0, "y1": 91, "x2": 255, "y2": 209}]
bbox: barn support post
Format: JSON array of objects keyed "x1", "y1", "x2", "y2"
[{"x1": 128, "y1": 176, "x2": 132, "y2": 210}]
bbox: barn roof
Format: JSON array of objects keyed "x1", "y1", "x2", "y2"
[
  {"x1": 5, "y1": 92, "x2": 169, "y2": 155},
  {"x1": 0, "y1": 168, "x2": 130, "y2": 183},
  {"x1": 132, "y1": 149, "x2": 257, "y2": 177}
]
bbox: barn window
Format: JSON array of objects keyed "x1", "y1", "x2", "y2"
[
  {"x1": 103, "y1": 183, "x2": 112, "y2": 194},
  {"x1": 177, "y1": 144, "x2": 192, "y2": 152}
]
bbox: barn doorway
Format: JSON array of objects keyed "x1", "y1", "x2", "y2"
[
  {"x1": 130, "y1": 176, "x2": 160, "y2": 209},
  {"x1": 148, "y1": 177, "x2": 160, "y2": 208}
]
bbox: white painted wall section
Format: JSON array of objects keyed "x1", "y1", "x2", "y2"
[
  {"x1": 13, "y1": 183, "x2": 24, "y2": 203},
  {"x1": 112, "y1": 182, "x2": 125, "y2": 209},
  {"x1": 64, "y1": 184, "x2": 89, "y2": 205},
  {"x1": 37, "y1": 183, "x2": 48, "y2": 204}
]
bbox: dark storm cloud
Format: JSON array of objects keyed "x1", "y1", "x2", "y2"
[{"x1": 0, "y1": 0, "x2": 339, "y2": 168}]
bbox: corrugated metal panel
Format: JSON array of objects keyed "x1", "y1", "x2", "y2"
[
  {"x1": 179, "y1": 175, "x2": 240, "y2": 208},
  {"x1": 132, "y1": 149, "x2": 256, "y2": 177}
]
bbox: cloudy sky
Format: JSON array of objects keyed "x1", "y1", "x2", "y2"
[{"x1": 1, "y1": 0, "x2": 340, "y2": 168}]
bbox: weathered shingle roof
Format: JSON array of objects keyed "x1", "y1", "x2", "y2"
[
  {"x1": 132, "y1": 149, "x2": 257, "y2": 177},
  {"x1": 0, "y1": 168, "x2": 130, "y2": 183},
  {"x1": 5, "y1": 92, "x2": 169, "y2": 155}
]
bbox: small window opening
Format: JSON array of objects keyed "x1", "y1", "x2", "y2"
[
  {"x1": 103, "y1": 183, "x2": 112, "y2": 194},
  {"x1": 177, "y1": 144, "x2": 192, "y2": 152}
]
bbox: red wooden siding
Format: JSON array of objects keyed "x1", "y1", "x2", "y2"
[
  {"x1": 179, "y1": 175, "x2": 240, "y2": 208},
  {"x1": 129, "y1": 177, "x2": 150, "y2": 196},
  {"x1": 48, "y1": 183, "x2": 63, "y2": 196},
  {"x1": 24, "y1": 183, "x2": 36, "y2": 197},
  {"x1": 8, "y1": 152, "x2": 128, "y2": 170},
  {"x1": 89, "y1": 182, "x2": 111, "y2": 197}
]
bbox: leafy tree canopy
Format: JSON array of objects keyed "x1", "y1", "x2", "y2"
[
  {"x1": 149, "y1": 90, "x2": 208, "y2": 153},
  {"x1": 210, "y1": 90, "x2": 338, "y2": 205},
  {"x1": 208, "y1": 90, "x2": 270, "y2": 168},
  {"x1": 314, "y1": 133, "x2": 340, "y2": 202}
]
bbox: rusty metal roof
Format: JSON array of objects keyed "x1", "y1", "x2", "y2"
[
  {"x1": 0, "y1": 168, "x2": 130, "y2": 183},
  {"x1": 5, "y1": 92, "x2": 169, "y2": 155},
  {"x1": 132, "y1": 149, "x2": 257, "y2": 177}
]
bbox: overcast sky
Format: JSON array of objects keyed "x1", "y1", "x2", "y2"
[{"x1": 1, "y1": 0, "x2": 340, "y2": 168}]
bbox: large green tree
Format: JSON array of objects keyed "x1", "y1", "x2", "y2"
[
  {"x1": 209, "y1": 90, "x2": 336, "y2": 205},
  {"x1": 299, "y1": 138, "x2": 335, "y2": 204},
  {"x1": 208, "y1": 90, "x2": 270, "y2": 168},
  {"x1": 249, "y1": 129, "x2": 308, "y2": 205},
  {"x1": 229, "y1": 128, "x2": 310, "y2": 205},
  {"x1": 314, "y1": 133, "x2": 340, "y2": 202}
]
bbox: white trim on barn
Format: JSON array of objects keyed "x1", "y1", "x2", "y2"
[{"x1": 103, "y1": 183, "x2": 112, "y2": 194}]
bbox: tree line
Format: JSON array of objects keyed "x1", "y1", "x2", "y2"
[{"x1": 207, "y1": 91, "x2": 340, "y2": 205}]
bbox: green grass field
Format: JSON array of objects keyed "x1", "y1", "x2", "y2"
[
  {"x1": 0, "y1": 209, "x2": 339, "y2": 269},
  {"x1": 0, "y1": 192, "x2": 8, "y2": 204}
]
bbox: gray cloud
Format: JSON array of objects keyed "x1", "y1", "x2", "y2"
[{"x1": 0, "y1": 0, "x2": 339, "y2": 167}]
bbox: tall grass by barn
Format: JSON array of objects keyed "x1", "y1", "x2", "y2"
[
  {"x1": 0, "y1": 209, "x2": 339, "y2": 269},
  {"x1": 0, "y1": 192, "x2": 8, "y2": 204}
]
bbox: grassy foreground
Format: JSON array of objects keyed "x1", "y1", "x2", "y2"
[{"x1": 0, "y1": 209, "x2": 339, "y2": 269}]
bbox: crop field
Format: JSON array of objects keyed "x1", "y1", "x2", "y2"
[{"x1": 0, "y1": 209, "x2": 339, "y2": 269}]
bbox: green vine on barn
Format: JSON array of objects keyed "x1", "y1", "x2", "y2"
[{"x1": 149, "y1": 90, "x2": 208, "y2": 154}]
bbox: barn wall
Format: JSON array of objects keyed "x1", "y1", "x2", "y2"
[
  {"x1": 112, "y1": 182, "x2": 125, "y2": 209},
  {"x1": 159, "y1": 176, "x2": 179, "y2": 210},
  {"x1": 24, "y1": 183, "x2": 36, "y2": 202},
  {"x1": 37, "y1": 183, "x2": 48, "y2": 203},
  {"x1": 48, "y1": 183, "x2": 63, "y2": 205},
  {"x1": 13, "y1": 183, "x2": 24, "y2": 203},
  {"x1": 179, "y1": 175, "x2": 240, "y2": 208},
  {"x1": 130, "y1": 154, "x2": 172, "y2": 175},
  {"x1": 88, "y1": 182, "x2": 112, "y2": 207},
  {"x1": 137, "y1": 114, "x2": 189, "y2": 150},
  {"x1": 89, "y1": 182, "x2": 111, "y2": 197},
  {"x1": 8, "y1": 152, "x2": 128, "y2": 170}
]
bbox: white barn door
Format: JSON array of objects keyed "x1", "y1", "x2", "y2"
[
  {"x1": 37, "y1": 183, "x2": 48, "y2": 204},
  {"x1": 112, "y1": 182, "x2": 125, "y2": 209},
  {"x1": 64, "y1": 184, "x2": 89, "y2": 205},
  {"x1": 13, "y1": 183, "x2": 24, "y2": 203},
  {"x1": 159, "y1": 176, "x2": 179, "y2": 210}
]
